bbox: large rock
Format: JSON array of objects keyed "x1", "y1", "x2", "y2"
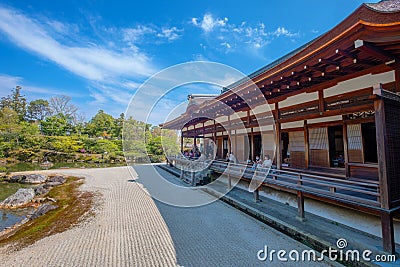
[
  {"x1": 0, "y1": 188, "x2": 35, "y2": 208},
  {"x1": 9, "y1": 174, "x2": 47, "y2": 184},
  {"x1": 30, "y1": 203, "x2": 58, "y2": 220},
  {"x1": 46, "y1": 175, "x2": 66, "y2": 186},
  {"x1": 34, "y1": 185, "x2": 50, "y2": 196},
  {"x1": 23, "y1": 174, "x2": 47, "y2": 184}
]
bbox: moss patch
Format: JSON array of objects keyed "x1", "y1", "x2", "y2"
[{"x1": 0, "y1": 177, "x2": 94, "y2": 251}]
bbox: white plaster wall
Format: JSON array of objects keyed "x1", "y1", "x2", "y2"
[
  {"x1": 324, "y1": 70, "x2": 395, "y2": 97},
  {"x1": 279, "y1": 92, "x2": 319, "y2": 108},
  {"x1": 307, "y1": 115, "x2": 343, "y2": 125},
  {"x1": 260, "y1": 125, "x2": 274, "y2": 131},
  {"x1": 281, "y1": 120, "x2": 304, "y2": 129}
]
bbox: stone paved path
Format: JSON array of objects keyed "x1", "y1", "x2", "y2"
[{"x1": 0, "y1": 166, "x2": 334, "y2": 266}]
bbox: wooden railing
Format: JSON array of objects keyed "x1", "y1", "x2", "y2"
[{"x1": 210, "y1": 160, "x2": 381, "y2": 208}]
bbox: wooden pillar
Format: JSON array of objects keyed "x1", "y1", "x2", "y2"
[
  {"x1": 275, "y1": 103, "x2": 282, "y2": 170},
  {"x1": 251, "y1": 127, "x2": 255, "y2": 160},
  {"x1": 373, "y1": 86, "x2": 400, "y2": 253},
  {"x1": 213, "y1": 120, "x2": 217, "y2": 158},
  {"x1": 342, "y1": 120, "x2": 350, "y2": 178},
  {"x1": 275, "y1": 122, "x2": 282, "y2": 170},
  {"x1": 193, "y1": 124, "x2": 197, "y2": 148},
  {"x1": 234, "y1": 130, "x2": 237, "y2": 158},
  {"x1": 395, "y1": 69, "x2": 400, "y2": 93},
  {"x1": 374, "y1": 97, "x2": 390, "y2": 209},
  {"x1": 180, "y1": 133, "x2": 184, "y2": 153},
  {"x1": 304, "y1": 120, "x2": 309, "y2": 169},
  {"x1": 381, "y1": 212, "x2": 395, "y2": 254},
  {"x1": 228, "y1": 115, "x2": 231, "y2": 152}
]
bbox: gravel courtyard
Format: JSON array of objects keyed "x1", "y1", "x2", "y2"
[{"x1": 0, "y1": 166, "x2": 334, "y2": 266}]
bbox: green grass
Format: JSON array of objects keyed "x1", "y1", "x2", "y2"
[{"x1": 0, "y1": 177, "x2": 94, "y2": 250}]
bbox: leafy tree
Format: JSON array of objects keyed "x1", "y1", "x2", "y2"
[
  {"x1": 114, "y1": 113, "x2": 125, "y2": 139},
  {"x1": 40, "y1": 114, "x2": 74, "y2": 136},
  {"x1": 85, "y1": 110, "x2": 115, "y2": 138},
  {"x1": 123, "y1": 118, "x2": 150, "y2": 162},
  {"x1": 0, "y1": 86, "x2": 27, "y2": 121},
  {"x1": 26, "y1": 99, "x2": 50, "y2": 121}
]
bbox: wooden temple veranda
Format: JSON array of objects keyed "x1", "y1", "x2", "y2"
[{"x1": 161, "y1": 1, "x2": 400, "y2": 253}]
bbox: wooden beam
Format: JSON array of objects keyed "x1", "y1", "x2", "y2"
[
  {"x1": 355, "y1": 39, "x2": 394, "y2": 63},
  {"x1": 336, "y1": 49, "x2": 355, "y2": 60},
  {"x1": 318, "y1": 90, "x2": 325, "y2": 113}
]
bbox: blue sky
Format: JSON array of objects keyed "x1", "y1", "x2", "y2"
[{"x1": 0, "y1": 0, "x2": 375, "y2": 124}]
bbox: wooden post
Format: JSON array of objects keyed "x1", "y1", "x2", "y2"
[
  {"x1": 381, "y1": 212, "x2": 395, "y2": 254},
  {"x1": 342, "y1": 120, "x2": 350, "y2": 178},
  {"x1": 253, "y1": 187, "x2": 260, "y2": 202},
  {"x1": 297, "y1": 174, "x2": 305, "y2": 221},
  {"x1": 297, "y1": 191, "x2": 305, "y2": 221},
  {"x1": 304, "y1": 120, "x2": 309, "y2": 169},
  {"x1": 191, "y1": 171, "x2": 196, "y2": 186}
]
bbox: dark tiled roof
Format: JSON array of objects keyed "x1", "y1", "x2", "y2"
[{"x1": 365, "y1": 0, "x2": 400, "y2": 12}]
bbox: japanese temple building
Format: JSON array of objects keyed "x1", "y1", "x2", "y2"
[{"x1": 161, "y1": 0, "x2": 400, "y2": 253}]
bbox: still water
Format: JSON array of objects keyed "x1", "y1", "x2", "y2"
[{"x1": 0, "y1": 208, "x2": 33, "y2": 231}]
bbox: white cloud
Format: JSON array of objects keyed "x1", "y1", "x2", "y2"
[
  {"x1": 122, "y1": 25, "x2": 155, "y2": 42},
  {"x1": 157, "y1": 26, "x2": 183, "y2": 41},
  {"x1": 191, "y1": 13, "x2": 228, "y2": 33},
  {"x1": 0, "y1": 74, "x2": 22, "y2": 96},
  {"x1": 0, "y1": 6, "x2": 156, "y2": 82},
  {"x1": 123, "y1": 25, "x2": 182, "y2": 44},
  {"x1": 190, "y1": 13, "x2": 300, "y2": 54},
  {"x1": 0, "y1": 73, "x2": 83, "y2": 100},
  {"x1": 272, "y1": 27, "x2": 298, "y2": 38}
]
